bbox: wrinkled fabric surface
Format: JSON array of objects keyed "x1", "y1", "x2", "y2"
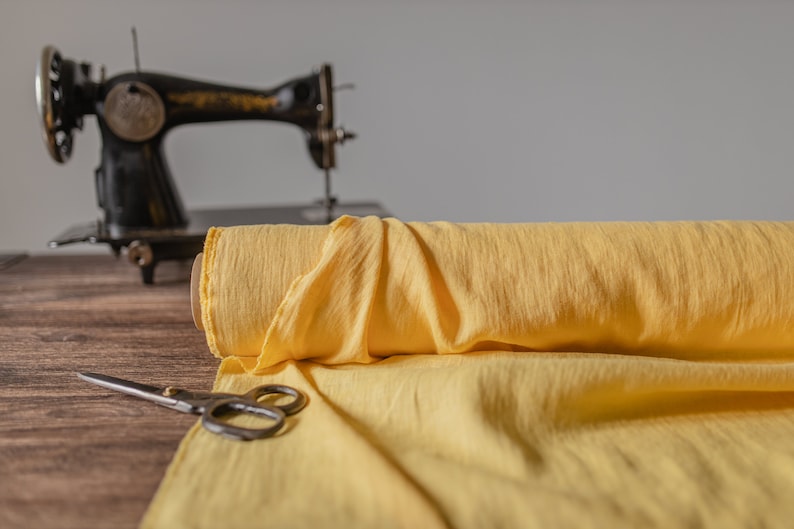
[{"x1": 143, "y1": 217, "x2": 794, "y2": 529}]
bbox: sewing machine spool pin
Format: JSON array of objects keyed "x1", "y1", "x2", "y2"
[
  {"x1": 131, "y1": 27, "x2": 141, "y2": 73},
  {"x1": 35, "y1": 43, "x2": 385, "y2": 284}
]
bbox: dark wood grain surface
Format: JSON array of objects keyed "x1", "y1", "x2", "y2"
[{"x1": 0, "y1": 255, "x2": 218, "y2": 529}]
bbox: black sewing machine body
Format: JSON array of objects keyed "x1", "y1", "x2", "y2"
[
  {"x1": 94, "y1": 69, "x2": 339, "y2": 234},
  {"x1": 36, "y1": 45, "x2": 383, "y2": 282}
]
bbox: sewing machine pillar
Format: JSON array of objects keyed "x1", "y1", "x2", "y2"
[{"x1": 95, "y1": 133, "x2": 187, "y2": 235}]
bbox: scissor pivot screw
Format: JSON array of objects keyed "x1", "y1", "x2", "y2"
[{"x1": 162, "y1": 386, "x2": 179, "y2": 397}]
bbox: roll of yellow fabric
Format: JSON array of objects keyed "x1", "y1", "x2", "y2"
[{"x1": 199, "y1": 216, "x2": 794, "y2": 369}]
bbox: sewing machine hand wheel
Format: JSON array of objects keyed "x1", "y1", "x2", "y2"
[{"x1": 35, "y1": 45, "x2": 83, "y2": 163}]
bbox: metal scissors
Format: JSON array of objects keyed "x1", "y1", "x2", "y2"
[{"x1": 78, "y1": 372, "x2": 307, "y2": 441}]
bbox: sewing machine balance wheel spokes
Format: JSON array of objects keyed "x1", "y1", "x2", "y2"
[{"x1": 35, "y1": 45, "x2": 78, "y2": 163}]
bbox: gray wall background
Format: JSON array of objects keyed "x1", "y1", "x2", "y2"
[{"x1": 2, "y1": 0, "x2": 793, "y2": 254}]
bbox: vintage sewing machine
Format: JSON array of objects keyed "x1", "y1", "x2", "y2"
[{"x1": 35, "y1": 42, "x2": 387, "y2": 283}]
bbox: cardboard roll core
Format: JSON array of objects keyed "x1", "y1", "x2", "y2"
[{"x1": 190, "y1": 253, "x2": 203, "y2": 331}]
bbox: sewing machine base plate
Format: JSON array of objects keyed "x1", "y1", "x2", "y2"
[{"x1": 49, "y1": 202, "x2": 390, "y2": 284}]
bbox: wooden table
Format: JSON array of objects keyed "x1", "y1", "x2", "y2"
[{"x1": 0, "y1": 255, "x2": 218, "y2": 529}]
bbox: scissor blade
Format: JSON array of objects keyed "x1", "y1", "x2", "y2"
[{"x1": 77, "y1": 372, "x2": 177, "y2": 407}]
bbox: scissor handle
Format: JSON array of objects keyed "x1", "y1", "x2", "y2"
[
  {"x1": 201, "y1": 399, "x2": 286, "y2": 441},
  {"x1": 244, "y1": 384, "x2": 308, "y2": 416},
  {"x1": 200, "y1": 385, "x2": 307, "y2": 441}
]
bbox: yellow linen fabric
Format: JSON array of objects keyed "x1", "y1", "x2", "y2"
[
  {"x1": 143, "y1": 217, "x2": 794, "y2": 529},
  {"x1": 202, "y1": 216, "x2": 794, "y2": 368},
  {"x1": 144, "y1": 354, "x2": 794, "y2": 529}
]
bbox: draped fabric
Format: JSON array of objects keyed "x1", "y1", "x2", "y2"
[{"x1": 143, "y1": 217, "x2": 794, "y2": 529}]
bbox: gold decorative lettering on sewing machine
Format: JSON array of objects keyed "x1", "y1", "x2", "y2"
[
  {"x1": 34, "y1": 43, "x2": 380, "y2": 284},
  {"x1": 166, "y1": 92, "x2": 280, "y2": 113}
]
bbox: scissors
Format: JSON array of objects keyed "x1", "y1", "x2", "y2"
[{"x1": 77, "y1": 372, "x2": 307, "y2": 441}]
